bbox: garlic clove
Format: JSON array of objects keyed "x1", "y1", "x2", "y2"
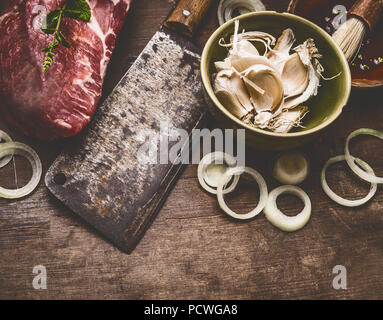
[
  {"x1": 230, "y1": 40, "x2": 260, "y2": 57},
  {"x1": 242, "y1": 64, "x2": 284, "y2": 113},
  {"x1": 229, "y1": 69, "x2": 254, "y2": 112},
  {"x1": 281, "y1": 53, "x2": 309, "y2": 98},
  {"x1": 267, "y1": 28, "x2": 296, "y2": 73},
  {"x1": 230, "y1": 54, "x2": 276, "y2": 73},
  {"x1": 281, "y1": 39, "x2": 321, "y2": 109},
  {"x1": 214, "y1": 69, "x2": 253, "y2": 118},
  {"x1": 282, "y1": 63, "x2": 319, "y2": 110},
  {"x1": 215, "y1": 88, "x2": 249, "y2": 119}
]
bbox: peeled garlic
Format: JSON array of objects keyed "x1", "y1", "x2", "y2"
[{"x1": 242, "y1": 64, "x2": 284, "y2": 113}]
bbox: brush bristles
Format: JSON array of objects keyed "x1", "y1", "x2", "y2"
[{"x1": 333, "y1": 18, "x2": 367, "y2": 62}]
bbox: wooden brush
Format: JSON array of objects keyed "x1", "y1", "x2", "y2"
[{"x1": 333, "y1": 0, "x2": 383, "y2": 61}]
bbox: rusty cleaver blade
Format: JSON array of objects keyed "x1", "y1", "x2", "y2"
[{"x1": 45, "y1": 0, "x2": 214, "y2": 253}]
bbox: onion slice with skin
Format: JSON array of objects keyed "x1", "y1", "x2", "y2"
[
  {"x1": 198, "y1": 152, "x2": 240, "y2": 195},
  {"x1": 218, "y1": 0, "x2": 266, "y2": 26},
  {"x1": 345, "y1": 128, "x2": 383, "y2": 184},
  {"x1": 217, "y1": 166, "x2": 268, "y2": 220},
  {"x1": 0, "y1": 142, "x2": 42, "y2": 199},
  {"x1": 321, "y1": 155, "x2": 377, "y2": 207},
  {"x1": 264, "y1": 185, "x2": 311, "y2": 232},
  {"x1": 0, "y1": 130, "x2": 13, "y2": 169}
]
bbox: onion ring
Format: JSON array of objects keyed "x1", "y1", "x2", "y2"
[
  {"x1": 198, "y1": 152, "x2": 240, "y2": 195},
  {"x1": 0, "y1": 142, "x2": 42, "y2": 199},
  {"x1": 345, "y1": 128, "x2": 383, "y2": 184},
  {"x1": 0, "y1": 130, "x2": 13, "y2": 169},
  {"x1": 218, "y1": 0, "x2": 266, "y2": 26},
  {"x1": 321, "y1": 155, "x2": 377, "y2": 207},
  {"x1": 217, "y1": 166, "x2": 268, "y2": 220},
  {"x1": 264, "y1": 185, "x2": 311, "y2": 232}
]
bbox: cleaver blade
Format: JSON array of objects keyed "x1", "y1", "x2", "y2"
[{"x1": 45, "y1": 0, "x2": 214, "y2": 253}]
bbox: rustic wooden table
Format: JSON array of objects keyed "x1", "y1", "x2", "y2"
[{"x1": 1, "y1": 0, "x2": 383, "y2": 299}]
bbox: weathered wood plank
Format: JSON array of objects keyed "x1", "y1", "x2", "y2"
[{"x1": 0, "y1": 0, "x2": 383, "y2": 299}]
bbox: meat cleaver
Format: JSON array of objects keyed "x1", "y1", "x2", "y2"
[{"x1": 45, "y1": 0, "x2": 214, "y2": 253}]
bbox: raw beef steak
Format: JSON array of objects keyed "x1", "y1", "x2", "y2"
[{"x1": 0, "y1": 0, "x2": 132, "y2": 140}]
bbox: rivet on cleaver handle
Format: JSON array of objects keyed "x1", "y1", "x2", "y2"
[
  {"x1": 45, "y1": 0, "x2": 213, "y2": 253},
  {"x1": 165, "y1": 0, "x2": 215, "y2": 38}
]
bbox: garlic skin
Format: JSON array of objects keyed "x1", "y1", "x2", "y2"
[
  {"x1": 254, "y1": 111, "x2": 273, "y2": 129},
  {"x1": 271, "y1": 106, "x2": 309, "y2": 133}
]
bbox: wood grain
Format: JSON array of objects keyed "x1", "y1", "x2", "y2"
[
  {"x1": 1, "y1": 0, "x2": 383, "y2": 299},
  {"x1": 165, "y1": 0, "x2": 214, "y2": 38}
]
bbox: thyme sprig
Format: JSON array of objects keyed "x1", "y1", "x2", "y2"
[{"x1": 41, "y1": 0, "x2": 91, "y2": 72}]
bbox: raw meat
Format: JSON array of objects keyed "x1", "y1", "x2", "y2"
[{"x1": 0, "y1": 0, "x2": 132, "y2": 140}]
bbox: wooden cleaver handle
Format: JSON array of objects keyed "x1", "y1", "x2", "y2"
[{"x1": 165, "y1": 0, "x2": 215, "y2": 38}]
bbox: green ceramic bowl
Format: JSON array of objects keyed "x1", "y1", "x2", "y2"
[{"x1": 201, "y1": 12, "x2": 351, "y2": 150}]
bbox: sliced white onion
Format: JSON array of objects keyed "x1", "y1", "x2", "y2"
[
  {"x1": 345, "y1": 128, "x2": 383, "y2": 184},
  {"x1": 264, "y1": 185, "x2": 311, "y2": 232},
  {"x1": 272, "y1": 151, "x2": 309, "y2": 185},
  {"x1": 321, "y1": 155, "x2": 377, "y2": 207},
  {"x1": 198, "y1": 151, "x2": 240, "y2": 195},
  {"x1": 0, "y1": 130, "x2": 13, "y2": 169},
  {"x1": 218, "y1": 0, "x2": 266, "y2": 26},
  {"x1": 217, "y1": 166, "x2": 268, "y2": 220},
  {"x1": 0, "y1": 142, "x2": 42, "y2": 199}
]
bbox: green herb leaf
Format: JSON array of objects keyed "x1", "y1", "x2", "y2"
[
  {"x1": 57, "y1": 32, "x2": 71, "y2": 48},
  {"x1": 39, "y1": 0, "x2": 91, "y2": 72},
  {"x1": 65, "y1": 0, "x2": 91, "y2": 22}
]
